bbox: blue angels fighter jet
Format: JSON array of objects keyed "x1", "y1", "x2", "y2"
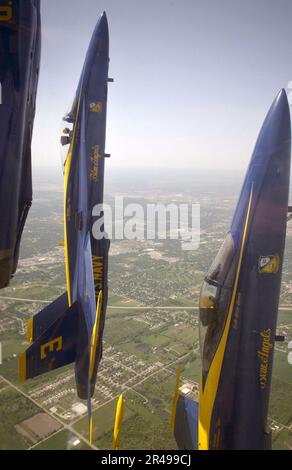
[
  {"x1": 172, "y1": 89, "x2": 291, "y2": 449},
  {"x1": 18, "y1": 12, "x2": 111, "y2": 443},
  {"x1": 0, "y1": 0, "x2": 41, "y2": 288}
]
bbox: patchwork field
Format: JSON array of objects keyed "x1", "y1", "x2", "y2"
[{"x1": 0, "y1": 178, "x2": 292, "y2": 450}]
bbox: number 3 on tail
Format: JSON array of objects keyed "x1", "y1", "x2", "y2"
[
  {"x1": 40, "y1": 337, "x2": 63, "y2": 360},
  {"x1": 0, "y1": 4, "x2": 13, "y2": 22}
]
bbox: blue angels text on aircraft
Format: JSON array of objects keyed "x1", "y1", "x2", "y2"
[
  {"x1": 18, "y1": 11, "x2": 112, "y2": 445},
  {"x1": 0, "y1": 0, "x2": 41, "y2": 288},
  {"x1": 172, "y1": 89, "x2": 291, "y2": 450}
]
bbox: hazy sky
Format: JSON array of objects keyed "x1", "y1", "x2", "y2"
[{"x1": 32, "y1": 0, "x2": 292, "y2": 171}]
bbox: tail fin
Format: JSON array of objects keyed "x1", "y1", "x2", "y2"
[
  {"x1": 171, "y1": 368, "x2": 198, "y2": 450},
  {"x1": 112, "y1": 394, "x2": 124, "y2": 450},
  {"x1": 19, "y1": 299, "x2": 78, "y2": 382}
]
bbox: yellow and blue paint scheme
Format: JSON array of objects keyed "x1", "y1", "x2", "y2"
[
  {"x1": 173, "y1": 89, "x2": 291, "y2": 450},
  {"x1": 0, "y1": 0, "x2": 41, "y2": 288},
  {"x1": 18, "y1": 12, "x2": 111, "y2": 441}
]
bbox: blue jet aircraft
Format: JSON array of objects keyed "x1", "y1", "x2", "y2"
[
  {"x1": 172, "y1": 89, "x2": 292, "y2": 450},
  {"x1": 0, "y1": 0, "x2": 41, "y2": 287},
  {"x1": 19, "y1": 11, "x2": 112, "y2": 444}
]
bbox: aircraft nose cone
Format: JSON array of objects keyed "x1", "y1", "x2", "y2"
[
  {"x1": 98, "y1": 10, "x2": 109, "y2": 36},
  {"x1": 83, "y1": 10, "x2": 109, "y2": 76},
  {"x1": 253, "y1": 89, "x2": 291, "y2": 158},
  {"x1": 89, "y1": 10, "x2": 109, "y2": 45}
]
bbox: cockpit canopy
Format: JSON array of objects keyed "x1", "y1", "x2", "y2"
[
  {"x1": 60, "y1": 114, "x2": 74, "y2": 174},
  {"x1": 199, "y1": 233, "x2": 236, "y2": 377}
]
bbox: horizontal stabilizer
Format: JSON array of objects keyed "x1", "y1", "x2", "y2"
[
  {"x1": 19, "y1": 301, "x2": 78, "y2": 382},
  {"x1": 27, "y1": 292, "x2": 69, "y2": 343}
]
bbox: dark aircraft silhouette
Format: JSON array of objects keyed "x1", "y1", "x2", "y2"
[
  {"x1": 0, "y1": 0, "x2": 41, "y2": 287},
  {"x1": 19, "y1": 12, "x2": 111, "y2": 444},
  {"x1": 172, "y1": 89, "x2": 291, "y2": 449}
]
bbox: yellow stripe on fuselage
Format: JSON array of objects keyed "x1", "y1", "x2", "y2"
[
  {"x1": 89, "y1": 290, "x2": 103, "y2": 380},
  {"x1": 63, "y1": 85, "x2": 84, "y2": 307},
  {"x1": 64, "y1": 142, "x2": 73, "y2": 307},
  {"x1": 198, "y1": 186, "x2": 253, "y2": 450}
]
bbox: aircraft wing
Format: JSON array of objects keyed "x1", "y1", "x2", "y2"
[
  {"x1": 0, "y1": 0, "x2": 41, "y2": 287},
  {"x1": 13, "y1": 1, "x2": 41, "y2": 275}
]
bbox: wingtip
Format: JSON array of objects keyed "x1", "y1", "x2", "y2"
[
  {"x1": 18, "y1": 352, "x2": 26, "y2": 383},
  {"x1": 117, "y1": 393, "x2": 124, "y2": 411},
  {"x1": 89, "y1": 416, "x2": 93, "y2": 446},
  {"x1": 112, "y1": 394, "x2": 124, "y2": 450},
  {"x1": 27, "y1": 318, "x2": 33, "y2": 343},
  {"x1": 170, "y1": 367, "x2": 181, "y2": 432}
]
